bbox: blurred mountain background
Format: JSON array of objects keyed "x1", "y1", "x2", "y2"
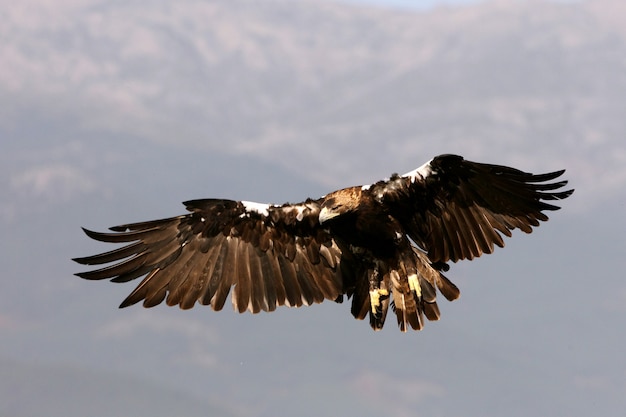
[{"x1": 2, "y1": 0, "x2": 625, "y2": 416}]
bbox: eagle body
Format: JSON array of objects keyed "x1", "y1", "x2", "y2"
[{"x1": 74, "y1": 154, "x2": 573, "y2": 332}]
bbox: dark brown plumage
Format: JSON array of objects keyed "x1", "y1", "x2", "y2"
[{"x1": 73, "y1": 154, "x2": 573, "y2": 331}]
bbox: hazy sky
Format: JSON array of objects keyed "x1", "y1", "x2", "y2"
[
  {"x1": 340, "y1": 0, "x2": 483, "y2": 9},
  {"x1": 2, "y1": 0, "x2": 625, "y2": 416}
]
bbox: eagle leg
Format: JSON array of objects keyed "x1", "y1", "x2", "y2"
[{"x1": 367, "y1": 264, "x2": 391, "y2": 331}]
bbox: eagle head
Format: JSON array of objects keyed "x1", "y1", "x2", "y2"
[{"x1": 319, "y1": 188, "x2": 361, "y2": 225}]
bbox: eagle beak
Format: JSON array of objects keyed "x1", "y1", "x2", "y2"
[{"x1": 319, "y1": 206, "x2": 339, "y2": 225}]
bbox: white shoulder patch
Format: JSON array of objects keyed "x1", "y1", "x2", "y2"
[
  {"x1": 286, "y1": 203, "x2": 314, "y2": 222},
  {"x1": 282, "y1": 204, "x2": 307, "y2": 222},
  {"x1": 402, "y1": 158, "x2": 436, "y2": 182},
  {"x1": 241, "y1": 200, "x2": 271, "y2": 217},
  {"x1": 293, "y1": 204, "x2": 306, "y2": 221}
]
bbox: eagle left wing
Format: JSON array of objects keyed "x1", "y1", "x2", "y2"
[
  {"x1": 373, "y1": 154, "x2": 574, "y2": 264},
  {"x1": 73, "y1": 199, "x2": 345, "y2": 313}
]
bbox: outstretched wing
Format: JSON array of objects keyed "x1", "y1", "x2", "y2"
[
  {"x1": 374, "y1": 154, "x2": 574, "y2": 263},
  {"x1": 73, "y1": 199, "x2": 344, "y2": 313}
]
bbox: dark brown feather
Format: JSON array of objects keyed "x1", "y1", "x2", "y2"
[{"x1": 74, "y1": 154, "x2": 572, "y2": 332}]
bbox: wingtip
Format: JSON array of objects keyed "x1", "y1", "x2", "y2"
[
  {"x1": 72, "y1": 254, "x2": 98, "y2": 266},
  {"x1": 80, "y1": 227, "x2": 104, "y2": 240},
  {"x1": 73, "y1": 270, "x2": 93, "y2": 279},
  {"x1": 119, "y1": 290, "x2": 144, "y2": 308}
]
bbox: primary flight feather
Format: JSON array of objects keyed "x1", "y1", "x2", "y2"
[{"x1": 74, "y1": 154, "x2": 573, "y2": 332}]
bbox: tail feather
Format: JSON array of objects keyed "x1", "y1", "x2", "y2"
[
  {"x1": 435, "y1": 273, "x2": 460, "y2": 301},
  {"x1": 423, "y1": 300, "x2": 440, "y2": 321},
  {"x1": 417, "y1": 275, "x2": 440, "y2": 320},
  {"x1": 390, "y1": 249, "x2": 456, "y2": 332},
  {"x1": 390, "y1": 280, "x2": 423, "y2": 331},
  {"x1": 349, "y1": 246, "x2": 459, "y2": 331}
]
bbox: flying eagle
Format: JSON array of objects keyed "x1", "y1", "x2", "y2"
[{"x1": 74, "y1": 154, "x2": 573, "y2": 332}]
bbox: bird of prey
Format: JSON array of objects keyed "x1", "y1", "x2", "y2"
[{"x1": 73, "y1": 154, "x2": 573, "y2": 332}]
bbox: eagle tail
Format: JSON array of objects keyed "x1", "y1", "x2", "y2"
[
  {"x1": 349, "y1": 250, "x2": 457, "y2": 332},
  {"x1": 389, "y1": 251, "x2": 455, "y2": 332},
  {"x1": 390, "y1": 268, "x2": 423, "y2": 331}
]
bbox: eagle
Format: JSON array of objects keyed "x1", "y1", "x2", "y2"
[{"x1": 73, "y1": 154, "x2": 573, "y2": 332}]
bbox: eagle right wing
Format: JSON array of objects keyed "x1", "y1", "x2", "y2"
[
  {"x1": 73, "y1": 199, "x2": 345, "y2": 313},
  {"x1": 376, "y1": 154, "x2": 574, "y2": 264}
]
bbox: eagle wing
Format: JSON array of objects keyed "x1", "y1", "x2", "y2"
[
  {"x1": 73, "y1": 199, "x2": 344, "y2": 313},
  {"x1": 376, "y1": 154, "x2": 574, "y2": 263}
]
